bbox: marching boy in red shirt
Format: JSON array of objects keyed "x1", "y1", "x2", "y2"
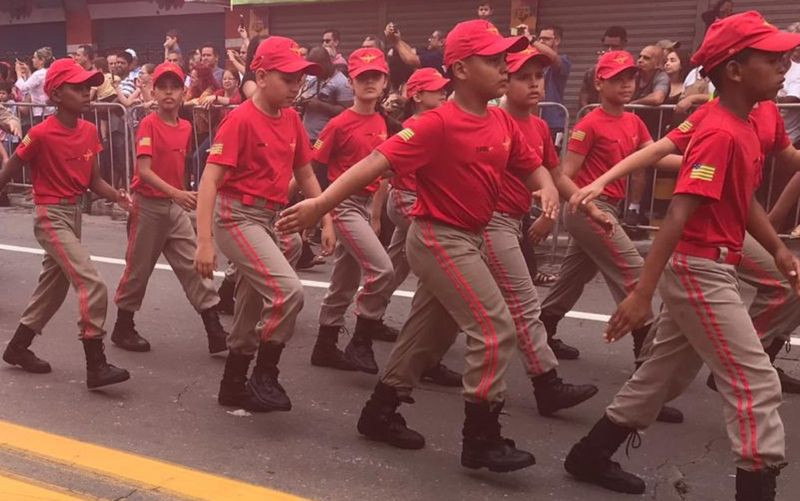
[
  {"x1": 278, "y1": 20, "x2": 559, "y2": 472},
  {"x1": 0, "y1": 58, "x2": 131, "y2": 389},
  {"x1": 194, "y1": 37, "x2": 334, "y2": 412},
  {"x1": 310, "y1": 48, "x2": 398, "y2": 375},
  {"x1": 111, "y1": 62, "x2": 228, "y2": 355},
  {"x1": 570, "y1": 98, "x2": 800, "y2": 394},
  {"x1": 564, "y1": 12, "x2": 800, "y2": 499}
]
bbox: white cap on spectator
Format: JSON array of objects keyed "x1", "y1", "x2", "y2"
[{"x1": 125, "y1": 48, "x2": 137, "y2": 59}]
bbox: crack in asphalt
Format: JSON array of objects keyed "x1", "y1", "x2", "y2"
[{"x1": 175, "y1": 379, "x2": 201, "y2": 415}]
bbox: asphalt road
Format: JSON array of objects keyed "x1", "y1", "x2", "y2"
[{"x1": 1, "y1": 206, "x2": 798, "y2": 500}]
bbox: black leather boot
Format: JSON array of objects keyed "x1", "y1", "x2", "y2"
[
  {"x1": 564, "y1": 414, "x2": 645, "y2": 494},
  {"x1": 532, "y1": 369, "x2": 598, "y2": 416},
  {"x1": 83, "y1": 338, "x2": 130, "y2": 389},
  {"x1": 243, "y1": 342, "x2": 291, "y2": 412},
  {"x1": 542, "y1": 313, "x2": 579, "y2": 360},
  {"x1": 370, "y1": 319, "x2": 399, "y2": 342},
  {"x1": 421, "y1": 362, "x2": 462, "y2": 387},
  {"x1": 3, "y1": 324, "x2": 51, "y2": 373},
  {"x1": 765, "y1": 339, "x2": 800, "y2": 394},
  {"x1": 344, "y1": 317, "x2": 379, "y2": 374},
  {"x1": 200, "y1": 306, "x2": 228, "y2": 354},
  {"x1": 735, "y1": 466, "x2": 781, "y2": 501},
  {"x1": 311, "y1": 325, "x2": 357, "y2": 370},
  {"x1": 218, "y1": 352, "x2": 253, "y2": 407},
  {"x1": 111, "y1": 309, "x2": 150, "y2": 352},
  {"x1": 216, "y1": 279, "x2": 235, "y2": 315},
  {"x1": 461, "y1": 401, "x2": 536, "y2": 472},
  {"x1": 357, "y1": 382, "x2": 425, "y2": 449}
]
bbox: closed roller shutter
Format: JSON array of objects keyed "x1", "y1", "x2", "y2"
[
  {"x1": 93, "y1": 14, "x2": 223, "y2": 64},
  {"x1": 386, "y1": 0, "x2": 512, "y2": 49},
  {"x1": 0, "y1": 22, "x2": 66, "y2": 61},
  {"x1": 730, "y1": 1, "x2": 798, "y2": 29},
  {"x1": 268, "y1": 1, "x2": 381, "y2": 57},
  {"x1": 536, "y1": 0, "x2": 698, "y2": 117}
]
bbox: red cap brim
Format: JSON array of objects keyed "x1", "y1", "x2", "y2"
[
  {"x1": 349, "y1": 64, "x2": 389, "y2": 79},
  {"x1": 508, "y1": 53, "x2": 552, "y2": 74},
  {"x1": 597, "y1": 64, "x2": 638, "y2": 80},
  {"x1": 750, "y1": 31, "x2": 800, "y2": 53},
  {"x1": 66, "y1": 69, "x2": 104, "y2": 88},
  {"x1": 476, "y1": 35, "x2": 530, "y2": 58},
  {"x1": 272, "y1": 60, "x2": 323, "y2": 77},
  {"x1": 154, "y1": 70, "x2": 184, "y2": 86}
]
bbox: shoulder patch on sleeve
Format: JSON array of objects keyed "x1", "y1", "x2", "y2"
[
  {"x1": 21, "y1": 134, "x2": 32, "y2": 146},
  {"x1": 313, "y1": 139, "x2": 324, "y2": 150},
  {"x1": 209, "y1": 143, "x2": 223, "y2": 155},
  {"x1": 139, "y1": 137, "x2": 151, "y2": 147},
  {"x1": 570, "y1": 130, "x2": 586, "y2": 141},
  {"x1": 689, "y1": 163, "x2": 715, "y2": 181},
  {"x1": 677, "y1": 120, "x2": 693, "y2": 133},
  {"x1": 397, "y1": 128, "x2": 415, "y2": 142}
]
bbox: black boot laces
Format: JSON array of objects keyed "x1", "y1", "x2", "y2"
[{"x1": 624, "y1": 430, "x2": 642, "y2": 458}]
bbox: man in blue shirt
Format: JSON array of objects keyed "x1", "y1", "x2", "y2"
[{"x1": 536, "y1": 25, "x2": 571, "y2": 143}]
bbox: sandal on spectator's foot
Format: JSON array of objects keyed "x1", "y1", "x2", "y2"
[{"x1": 532, "y1": 272, "x2": 558, "y2": 286}]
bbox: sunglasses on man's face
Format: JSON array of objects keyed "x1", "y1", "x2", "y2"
[{"x1": 322, "y1": 39, "x2": 334, "y2": 44}]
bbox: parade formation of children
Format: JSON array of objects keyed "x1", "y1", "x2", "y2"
[{"x1": 2, "y1": 11, "x2": 800, "y2": 501}]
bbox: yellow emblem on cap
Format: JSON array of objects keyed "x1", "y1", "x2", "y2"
[
  {"x1": 486, "y1": 26, "x2": 500, "y2": 35},
  {"x1": 360, "y1": 54, "x2": 378, "y2": 63},
  {"x1": 614, "y1": 53, "x2": 629, "y2": 64}
]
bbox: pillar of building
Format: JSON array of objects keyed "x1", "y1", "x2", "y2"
[{"x1": 64, "y1": 0, "x2": 93, "y2": 54}]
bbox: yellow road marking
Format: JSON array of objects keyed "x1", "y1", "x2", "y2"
[
  {"x1": 0, "y1": 470, "x2": 89, "y2": 501},
  {"x1": 0, "y1": 420, "x2": 308, "y2": 501}
]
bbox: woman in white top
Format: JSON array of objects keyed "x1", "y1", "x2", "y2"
[{"x1": 14, "y1": 47, "x2": 55, "y2": 120}]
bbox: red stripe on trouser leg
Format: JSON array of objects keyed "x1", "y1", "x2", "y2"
[
  {"x1": 220, "y1": 197, "x2": 285, "y2": 342},
  {"x1": 675, "y1": 254, "x2": 762, "y2": 469},
  {"x1": 114, "y1": 196, "x2": 141, "y2": 305},
  {"x1": 588, "y1": 215, "x2": 637, "y2": 294},
  {"x1": 420, "y1": 220, "x2": 498, "y2": 401},
  {"x1": 37, "y1": 205, "x2": 95, "y2": 337},
  {"x1": 738, "y1": 254, "x2": 788, "y2": 340},
  {"x1": 392, "y1": 188, "x2": 413, "y2": 218},
  {"x1": 330, "y1": 209, "x2": 382, "y2": 313},
  {"x1": 483, "y1": 227, "x2": 543, "y2": 375}
]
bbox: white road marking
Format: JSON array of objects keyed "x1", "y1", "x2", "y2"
[{"x1": 2, "y1": 243, "x2": 798, "y2": 345}]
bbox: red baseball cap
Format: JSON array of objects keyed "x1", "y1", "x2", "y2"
[
  {"x1": 444, "y1": 19, "x2": 528, "y2": 68},
  {"x1": 152, "y1": 62, "x2": 185, "y2": 86},
  {"x1": 348, "y1": 48, "x2": 389, "y2": 79},
  {"x1": 507, "y1": 45, "x2": 553, "y2": 73},
  {"x1": 405, "y1": 68, "x2": 450, "y2": 98},
  {"x1": 250, "y1": 36, "x2": 322, "y2": 76},
  {"x1": 595, "y1": 50, "x2": 637, "y2": 80},
  {"x1": 44, "y1": 58, "x2": 104, "y2": 97},
  {"x1": 692, "y1": 11, "x2": 800, "y2": 74}
]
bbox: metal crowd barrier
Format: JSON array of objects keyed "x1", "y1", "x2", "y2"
[
  {"x1": 536, "y1": 102, "x2": 570, "y2": 258},
  {"x1": 5, "y1": 102, "x2": 132, "y2": 191}
]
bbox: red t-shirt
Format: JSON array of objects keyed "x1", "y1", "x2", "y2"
[
  {"x1": 130, "y1": 113, "x2": 192, "y2": 198},
  {"x1": 668, "y1": 99, "x2": 791, "y2": 157},
  {"x1": 389, "y1": 115, "x2": 420, "y2": 193},
  {"x1": 376, "y1": 101, "x2": 542, "y2": 231},
  {"x1": 568, "y1": 107, "x2": 652, "y2": 200},
  {"x1": 496, "y1": 114, "x2": 560, "y2": 217},
  {"x1": 313, "y1": 109, "x2": 386, "y2": 194},
  {"x1": 16, "y1": 116, "x2": 102, "y2": 204},
  {"x1": 674, "y1": 105, "x2": 764, "y2": 252},
  {"x1": 208, "y1": 100, "x2": 312, "y2": 205},
  {"x1": 215, "y1": 88, "x2": 243, "y2": 105}
]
